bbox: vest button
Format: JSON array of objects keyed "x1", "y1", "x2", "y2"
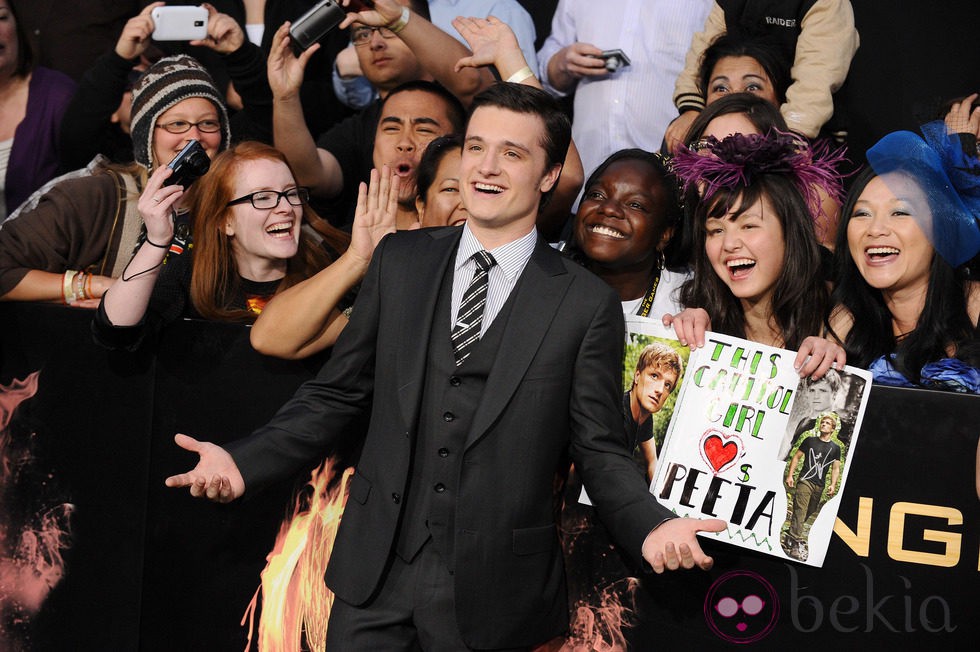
[
  {"x1": 391, "y1": 493, "x2": 401, "y2": 504},
  {"x1": 438, "y1": 447, "x2": 449, "y2": 458},
  {"x1": 449, "y1": 376, "x2": 461, "y2": 386},
  {"x1": 443, "y1": 411, "x2": 455, "y2": 422},
  {"x1": 433, "y1": 483, "x2": 446, "y2": 493}
]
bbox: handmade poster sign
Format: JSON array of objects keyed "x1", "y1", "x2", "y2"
[{"x1": 627, "y1": 317, "x2": 871, "y2": 567}]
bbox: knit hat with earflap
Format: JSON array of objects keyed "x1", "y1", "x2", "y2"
[{"x1": 130, "y1": 54, "x2": 230, "y2": 169}]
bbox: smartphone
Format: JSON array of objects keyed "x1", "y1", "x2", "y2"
[
  {"x1": 163, "y1": 140, "x2": 211, "y2": 189},
  {"x1": 289, "y1": 0, "x2": 346, "y2": 52},
  {"x1": 151, "y1": 6, "x2": 209, "y2": 41}
]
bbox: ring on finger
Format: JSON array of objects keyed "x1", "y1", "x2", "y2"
[{"x1": 153, "y1": 196, "x2": 161, "y2": 203}]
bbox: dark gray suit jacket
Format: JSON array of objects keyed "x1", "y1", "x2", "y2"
[{"x1": 230, "y1": 227, "x2": 672, "y2": 648}]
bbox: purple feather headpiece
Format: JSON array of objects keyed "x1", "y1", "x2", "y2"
[{"x1": 672, "y1": 130, "x2": 847, "y2": 219}]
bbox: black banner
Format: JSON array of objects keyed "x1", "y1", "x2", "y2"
[{"x1": 0, "y1": 303, "x2": 976, "y2": 649}]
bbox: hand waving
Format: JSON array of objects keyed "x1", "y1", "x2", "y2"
[
  {"x1": 350, "y1": 166, "x2": 400, "y2": 266},
  {"x1": 452, "y1": 16, "x2": 523, "y2": 73}
]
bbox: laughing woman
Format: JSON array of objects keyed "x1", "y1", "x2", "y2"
[
  {"x1": 830, "y1": 126, "x2": 980, "y2": 392},
  {"x1": 0, "y1": 54, "x2": 229, "y2": 306},
  {"x1": 569, "y1": 149, "x2": 686, "y2": 317},
  {"x1": 93, "y1": 142, "x2": 352, "y2": 350},
  {"x1": 667, "y1": 130, "x2": 847, "y2": 378}
]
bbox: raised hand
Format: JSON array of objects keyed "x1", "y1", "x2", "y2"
[
  {"x1": 349, "y1": 166, "x2": 400, "y2": 267},
  {"x1": 164, "y1": 434, "x2": 245, "y2": 503},
  {"x1": 267, "y1": 23, "x2": 319, "y2": 101},
  {"x1": 137, "y1": 165, "x2": 182, "y2": 246},
  {"x1": 115, "y1": 2, "x2": 164, "y2": 60},
  {"x1": 191, "y1": 3, "x2": 246, "y2": 54},
  {"x1": 944, "y1": 92, "x2": 980, "y2": 139},
  {"x1": 452, "y1": 16, "x2": 524, "y2": 74},
  {"x1": 337, "y1": 0, "x2": 403, "y2": 30}
]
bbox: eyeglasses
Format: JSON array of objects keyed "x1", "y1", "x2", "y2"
[
  {"x1": 155, "y1": 119, "x2": 223, "y2": 134},
  {"x1": 351, "y1": 25, "x2": 397, "y2": 46},
  {"x1": 226, "y1": 187, "x2": 310, "y2": 210}
]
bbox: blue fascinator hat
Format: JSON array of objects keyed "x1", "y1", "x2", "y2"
[{"x1": 866, "y1": 124, "x2": 980, "y2": 267}]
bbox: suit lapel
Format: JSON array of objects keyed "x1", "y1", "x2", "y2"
[
  {"x1": 466, "y1": 241, "x2": 572, "y2": 449},
  {"x1": 395, "y1": 228, "x2": 461, "y2": 431}
]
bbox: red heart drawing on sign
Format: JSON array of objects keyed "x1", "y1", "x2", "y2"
[{"x1": 700, "y1": 430, "x2": 742, "y2": 474}]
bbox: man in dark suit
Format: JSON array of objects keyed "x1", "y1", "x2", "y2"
[{"x1": 167, "y1": 83, "x2": 725, "y2": 650}]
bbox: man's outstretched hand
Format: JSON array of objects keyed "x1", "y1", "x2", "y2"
[
  {"x1": 642, "y1": 517, "x2": 727, "y2": 573},
  {"x1": 164, "y1": 434, "x2": 245, "y2": 503}
]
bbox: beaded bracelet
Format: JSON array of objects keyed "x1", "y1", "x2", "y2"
[{"x1": 72, "y1": 271, "x2": 87, "y2": 300}]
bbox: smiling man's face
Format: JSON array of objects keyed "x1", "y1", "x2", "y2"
[{"x1": 459, "y1": 106, "x2": 560, "y2": 239}]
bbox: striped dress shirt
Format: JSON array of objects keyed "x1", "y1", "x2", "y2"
[{"x1": 450, "y1": 224, "x2": 537, "y2": 338}]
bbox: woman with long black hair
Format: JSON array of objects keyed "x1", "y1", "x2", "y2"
[{"x1": 830, "y1": 126, "x2": 980, "y2": 393}]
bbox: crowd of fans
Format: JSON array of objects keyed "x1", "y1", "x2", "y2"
[
  {"x1": 0, "y1": 0, "x2": 977, "y2": 392},
  {"x1": 1, "y1": 0, "x2": 978, "y2": 646}
]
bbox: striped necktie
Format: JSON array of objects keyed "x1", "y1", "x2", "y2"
[{"x1": 451, "y1": 250, "x2": 496, "y2": 365}]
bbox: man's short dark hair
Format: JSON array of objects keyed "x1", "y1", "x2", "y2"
[
  {"x1": 468, "y1": 83, "x2": 571, "y2": 171},
  {"x1": 381, "y1": 80, "x2": 466, "y2": 135}
]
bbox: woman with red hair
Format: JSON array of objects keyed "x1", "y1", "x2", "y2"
[{"x1": 94, "y1": 141, "x2": 394, "y2": 352}]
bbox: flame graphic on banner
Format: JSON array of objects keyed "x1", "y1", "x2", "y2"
[
  {"x1": 243, "y1": 458, "x2": 351, "y2": 651},
  {"x1": 534, "y1": 579, "x2": 637, "y2": 652},
  {"x1": 0, "y1": 372, "x2": 73, "y2": 641},
  {"x1": 549, "y1": 470, "x2": 638, "y2": 652}
]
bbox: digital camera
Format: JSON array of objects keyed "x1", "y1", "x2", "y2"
[{"x1": 163, "y1": 140, "x2": 211, "y2": 189}]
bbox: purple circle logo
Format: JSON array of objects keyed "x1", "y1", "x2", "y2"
[{"x1": 704, "y1": 570, "x2": 780, "y2": 644}]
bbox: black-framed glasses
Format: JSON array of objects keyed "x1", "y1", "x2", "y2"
[
  {"x1": 226, "y1": 187, "x2": 310, "y2": 210},
  {"x1": 351, "y1": 25, "x2": 396, "y2": 46},
  {"x1": 155, "y1": 119, "x2": 223, "y2": 134}
]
